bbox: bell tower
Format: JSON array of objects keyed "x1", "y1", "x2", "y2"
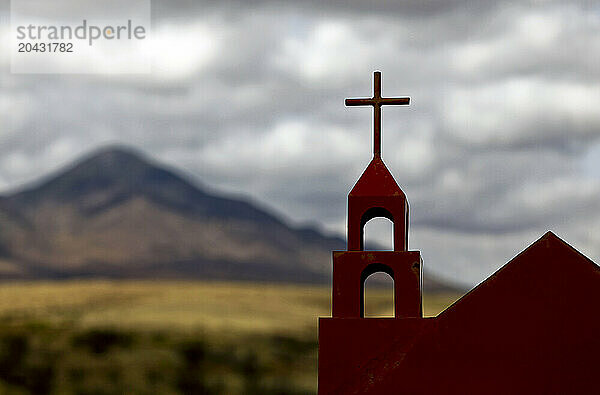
[
  {"x1": 319, "y1": 71, "x2": 425, "y2": 394},
  {"x1": 333, "y1": 71, "x2": 422, "y2": 319}
]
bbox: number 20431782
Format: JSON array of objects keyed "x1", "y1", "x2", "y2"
[{"x1": 18, "y1": 42, "x2": 73, "y2": 52}]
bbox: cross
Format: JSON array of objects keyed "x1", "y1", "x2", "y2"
[{"x1": 345, "y1": 71, "x2": 410, "y2": 158}]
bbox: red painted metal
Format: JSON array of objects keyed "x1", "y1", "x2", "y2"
[
  {"x1": 318, "y1": 71, "x2": 600, "y2": 394},
  {"x1": 345, "y1": 70, "x2": 410, "y2": 158}
]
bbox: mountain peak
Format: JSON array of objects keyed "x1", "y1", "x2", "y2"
[
  {"x1": 9, "y1": 144, "x2": 196, "y2": 212},
  {"x1": 8, "y1": 145, "x2": 283, "y2": 225},
  {"x1": 79, "y1": 145, "x2": 149, "y2": 169},
  {"x1": 71, "y1": 145, "x2": 162, "y2": 180}
]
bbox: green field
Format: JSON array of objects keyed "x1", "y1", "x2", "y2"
[{"x1": 0, "y1": 281, "x2": 461, "y2": 394}]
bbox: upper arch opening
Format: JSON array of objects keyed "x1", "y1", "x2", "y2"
[
  {"x1": 364, "y1": 217, "x2": 394, "y2": 251},
  {"x1": 360, "y1": 207, "x2": 394, "y2": 251}
]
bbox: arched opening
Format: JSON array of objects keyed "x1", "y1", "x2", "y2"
[
  {"x1": 361, "y1": 263, "x2": 394, "y2": 318},
  {"x1": 363, "y1": 217, "x2": 394, "y2": 251},
  {"x1": 360, "y1": 207, "x2": 394, "y2": 251}
]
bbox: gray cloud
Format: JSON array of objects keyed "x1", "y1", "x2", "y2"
[{"x1": 2, "y1": 0, "x2": 600, "y2": 286}]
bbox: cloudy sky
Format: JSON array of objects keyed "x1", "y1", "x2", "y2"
[{"x1": 1, "y1": 0, "x2": 600, "y2": 286}]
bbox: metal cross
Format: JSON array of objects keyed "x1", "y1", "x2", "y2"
[{"x1": 345, "y1": 71, "x2": 410, "y2": 158}]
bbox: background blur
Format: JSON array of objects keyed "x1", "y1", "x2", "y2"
[{"x1": 0, "y1": 0, "x2": 599, "y2": 394}]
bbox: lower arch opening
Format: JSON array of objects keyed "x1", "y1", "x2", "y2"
[{"x1": 363, "y1": 272, "x2": 394, "y2": 318}]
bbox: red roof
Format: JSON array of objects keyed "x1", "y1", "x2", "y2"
[
  {"x1": 349, "y1": 157, "x2": 405, "y2": 197},
  {"x1": 337, "y1": 232, "x2": 600, "y2": 394}
]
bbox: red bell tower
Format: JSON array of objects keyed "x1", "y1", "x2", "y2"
[{"x1": 319, "y1": 71, "x2": 425, "y2": 393}]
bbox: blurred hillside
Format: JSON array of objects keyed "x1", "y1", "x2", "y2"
[{"x1": 0, "y1": 146, "x2": 461, "y2": 292}]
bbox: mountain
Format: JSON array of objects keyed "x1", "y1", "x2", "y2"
[{"x1": 0, "y1": 146, "x2": 461, "y2": 292}]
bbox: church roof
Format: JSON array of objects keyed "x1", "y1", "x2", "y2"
[
  {"x1": 349, "y1": 156, "x2": 405, "y2": 197},
  {"x1": 438, "y1": 231, "x2": 599, "y2": 318},
  {"x1": 338, "y1": 231, "x2": 600, "y2": 394}
]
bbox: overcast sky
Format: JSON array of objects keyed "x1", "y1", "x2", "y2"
[{"x1": 1, "y1": 0, "x2": 600, "y2": 286}]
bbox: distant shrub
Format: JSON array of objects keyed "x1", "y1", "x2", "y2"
[
  {"x1": 0, "y1": 334, "x2": 28, "y2": 368},
  {"x1": 72, "y1": 328, "x2": 134, "y2": 354},
  {"x1": 177, "y1": 340, "x2": 210, "y2": 394},
  {"x1": 271, "y1": 335, "x2": 316, "y2": 354},
  {"x1": 0, "y1": 333, "x2": 56, "y2": 394}
]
